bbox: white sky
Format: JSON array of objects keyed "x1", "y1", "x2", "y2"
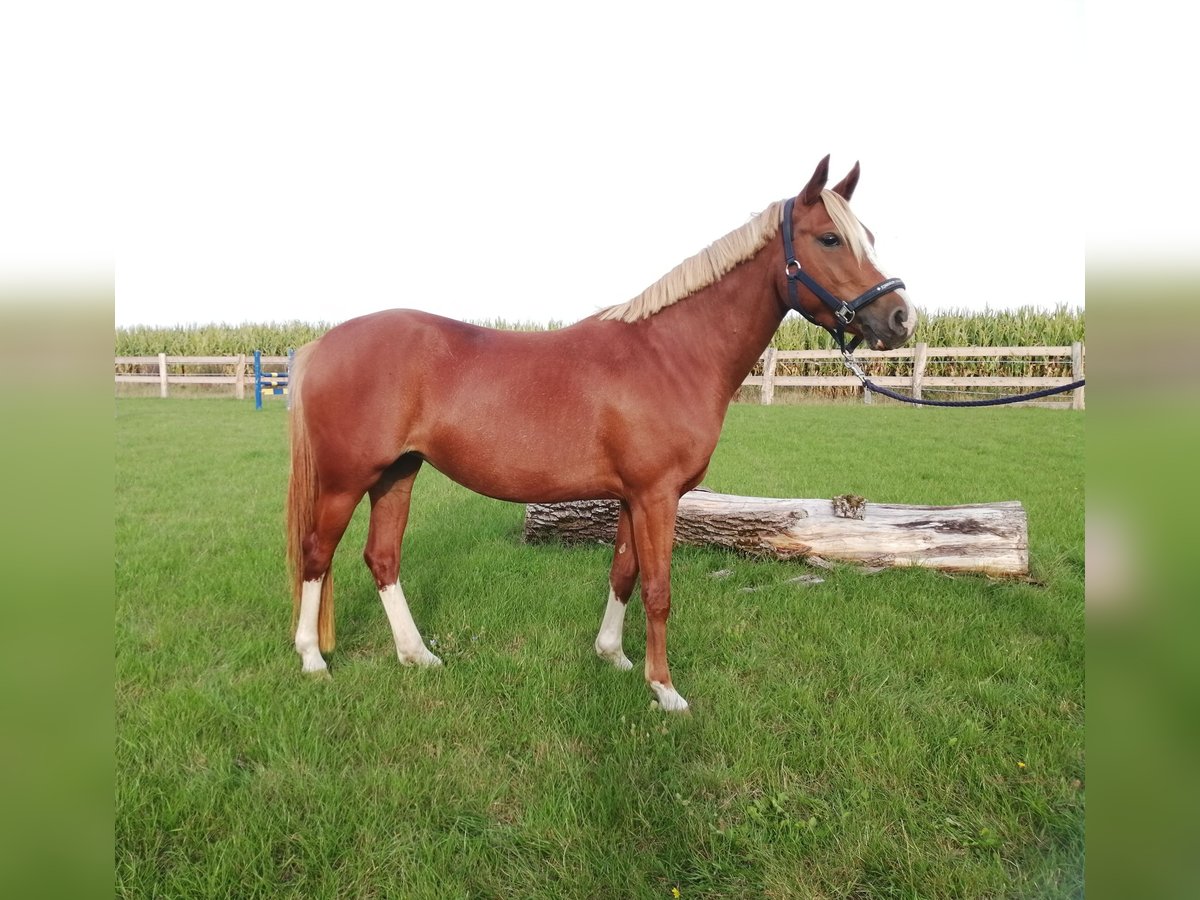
[{"x1": 9, "y1": 1, "x2": 1155, "y2": 329}]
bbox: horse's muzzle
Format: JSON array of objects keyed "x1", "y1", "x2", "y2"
[{"x1": 863, "y1": 296, "x2": 916, "y2": 350}]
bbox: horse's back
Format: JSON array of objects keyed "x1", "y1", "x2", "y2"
[
  {"x1": 302, "y1": 308, "x2": 596, "y2": 401},
  {"x1": 296, "y1": 310, "x2": 612, "y2": 495},
  {"x1": 306, "y1": 308, "x2": 461, "y2": 369}
]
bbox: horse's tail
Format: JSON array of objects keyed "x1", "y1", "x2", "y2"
[{"x1": 286, "y1": 341, "x2": 335, "y2": 652}]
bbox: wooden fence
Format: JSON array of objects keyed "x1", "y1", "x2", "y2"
[
  {"x1": 114, "y1": 354, "x2": 290, "y2": 400},
  {"x1": 114, "y1": 343, "x2": 1085, "y2": 408},
  {"x1": 744, "y1": 342, "x2": 1084, "y2": 408}
]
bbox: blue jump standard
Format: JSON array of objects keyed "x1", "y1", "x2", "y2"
[{"x1": 254, "y1": 348, "x2": 295, "y2": 410}]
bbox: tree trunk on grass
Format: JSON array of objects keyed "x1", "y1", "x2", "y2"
[{"x1": 523, "y1": 490, "x2": 1028, "y2": 577}]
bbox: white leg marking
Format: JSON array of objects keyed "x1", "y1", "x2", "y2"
[
  {"x1": 380, "y1": 583, "x2": 442, "y2": 667},
  {"x1": 295, "y1": 577, "x2": 328, "y2": 674},
  {"x1": 650, "y1": 681, "x2": 690, "y2": 712},
  {"x1": 594, "y1": 588, "x2": 633, "y2": 671}
]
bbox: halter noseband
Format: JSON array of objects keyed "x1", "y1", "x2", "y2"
[{"x1": 781, "y1": 195, "x2": 906, "y2": 353}]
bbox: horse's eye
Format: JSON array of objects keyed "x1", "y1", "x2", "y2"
[{"x1": 819, "y1": 233, "x2": 841, "y2": 248}]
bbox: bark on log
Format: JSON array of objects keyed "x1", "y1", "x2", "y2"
[{"x1": 523, "y1": 490, "x2": 1028, "y2": 577}]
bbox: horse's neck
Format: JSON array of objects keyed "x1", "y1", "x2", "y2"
[{"x1": 644, "y1": 245, "x2": 786, "y2": 398}]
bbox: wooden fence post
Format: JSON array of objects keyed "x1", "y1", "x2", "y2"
[
  {"x1": 158, "y1": 353, "x2": 168, "y2": 398},
  {"x1": 760, "y1": 348, "x2": 777, "y2": 405},
  {"x1": 911, "y1": 341, "x2": 928, "y2": 401},
  {"x1": 1071, "y1": 341, "x2": 1085, "y2": 410},
  {"x1": 234, "y1": 354, "x2": 246, "y2": 400}
]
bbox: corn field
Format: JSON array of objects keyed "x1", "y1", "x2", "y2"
[
  {"x1": 772, "y1": 304, "x2": 1083, "y2": 351},
  {"x1": 114, "y1": 306, "x2": 1083, "y2": 403},
  {"x1": 114, "y1": 306, "x2": 1082, "y2": 355},
  {"x1": 115, "y1": 321, "x2": 333, "y2": 357}
]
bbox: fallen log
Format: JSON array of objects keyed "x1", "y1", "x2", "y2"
[{"x1": 523, "y1": 490, "x2": 1028, "y2": 577}]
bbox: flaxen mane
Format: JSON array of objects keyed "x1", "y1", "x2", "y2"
[{"x1": 599, "y1": 191, "x2": 868, "y2": 323}]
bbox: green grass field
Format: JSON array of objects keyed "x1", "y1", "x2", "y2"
[{"x1": 115, "y1": 398, "x2": 1083, "y2": 898}]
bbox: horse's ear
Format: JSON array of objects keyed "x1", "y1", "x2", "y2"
[
  {"x1": 831, "y1": 161, "x2": 860, "y2": 201},
  {"x1": 800, "y1": 155, "x2": 831, "y2": 205}
]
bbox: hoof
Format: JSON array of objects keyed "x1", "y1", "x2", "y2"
[
  {"x1": 398, "y1": 649, "x2": 443, "y2": 667},
  {"x1": 649, "y1": 681, "x2": 690, "y2": 713},
  {"x1": 305, "y1": 668, "x2": 333, "y2": 682},
  {"x1": 299, "y1": 651, "x2": 328, "y2": 676},
  {"x1": 595, "y1": 644, "x2": 634, "y2": 671}
]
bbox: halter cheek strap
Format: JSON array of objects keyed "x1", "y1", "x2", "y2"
[{"x1": 781, "y1": 195, "x2": 906, "y2": 353}]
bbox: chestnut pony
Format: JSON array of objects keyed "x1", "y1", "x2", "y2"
[{"x1": 287, "y1": 156, "x2": 916, "y2": 711}]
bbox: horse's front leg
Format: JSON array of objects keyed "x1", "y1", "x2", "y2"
[
  {"x1": 595, "y1": 502, "x2": 637, "y2": 671},
  {"x1": 629, "y1": 491, "x2": 688, "y2": 712}
]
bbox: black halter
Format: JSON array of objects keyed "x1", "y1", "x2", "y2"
[{"x1": 781, "y1": 195, "x2": 906, "y2": 353}]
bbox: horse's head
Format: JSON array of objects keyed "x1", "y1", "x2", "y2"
[{"x1": 780, "y1": 156, "x2": 916, "y2": 351}]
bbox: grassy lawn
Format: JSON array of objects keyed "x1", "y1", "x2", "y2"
[{"x1": 115, "y1": 398, "x2": 1083, "y2": 898}]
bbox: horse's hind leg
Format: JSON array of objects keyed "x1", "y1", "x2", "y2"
[
  {"x1": 295, "y1": 489, "x2": 361, "y2": 675},
  {"x1": 595, "y1": 502, "x2": 637, "y2": 671},
  {"x1": 364, "y1": 455, "x2": 441, "y2": 667}
]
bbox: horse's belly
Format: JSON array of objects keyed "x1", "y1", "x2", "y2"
[{"x1": 419, "y1": 431, "x2": 615, "y2": 505}]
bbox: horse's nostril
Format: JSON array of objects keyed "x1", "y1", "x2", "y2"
[{"x1": 891, "y1": 307, "x2": 909, "y2": 334}]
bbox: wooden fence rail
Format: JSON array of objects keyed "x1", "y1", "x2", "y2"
[
  {"x1": 114, "y1": 343, "x2": 1084, "y2": 408},
  {"x1": 114, "y1": 354, "x2": 289, "y2": 400}
]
